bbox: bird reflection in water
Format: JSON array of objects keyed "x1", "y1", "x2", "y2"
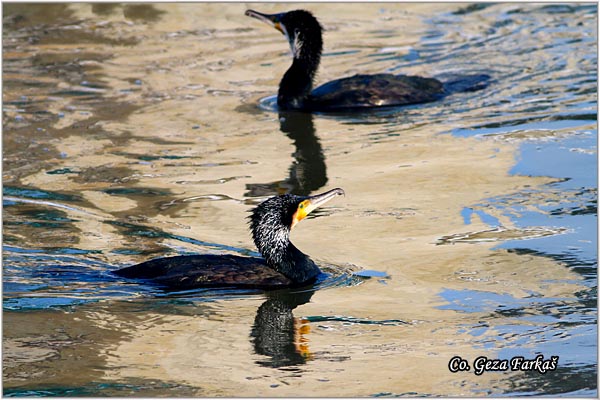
[
  {"x1": 251, "y1": 287, "x2": 315, "y2": 367},
  {"x1": 245, "y1": 111, "x2": 327, "y2": 197},
  {"x1": 117, "y1": 111, "x2": 329, "y2": 366},
  {"x1": 243, "y1": 111, "x2": 326, "y2": 366},
  {"x1": 244, "y1": 112, "x2": 328, "y2": 366}
]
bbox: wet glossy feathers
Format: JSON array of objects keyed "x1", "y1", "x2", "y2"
[
  {"x1": 307, "y1": 73, "x2": 445, "y2": 110},
  {"x1": 114, "y1": 254, "x2": 294, "y2": 290}
]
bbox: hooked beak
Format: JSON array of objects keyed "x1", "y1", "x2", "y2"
[
  {"x1": 245, "y1": 9, "x2": 285, "y2": 34},
  {"x1": 291, "y1": 188, "x2": 345, "y2": 229}
]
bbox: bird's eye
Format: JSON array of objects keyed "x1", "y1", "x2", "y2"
[{"x1": 299, "y1": 203, "x2": 304, "y2": 209}]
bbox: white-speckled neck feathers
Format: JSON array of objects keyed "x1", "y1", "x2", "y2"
[{"x1": 248, "y1": 188, "x2": 344, "y2": 284}]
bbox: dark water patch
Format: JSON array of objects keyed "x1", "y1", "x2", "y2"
[
  {"x1": 3, "y1": 97, "x2": 46, "y2": 107},
  {"x1": 3, "y1": 186, "x2": 82, "y2": 202},
  {"x1": 4, "y1": 246, "x2": 102, "y2": 257},
  {"x1": 106, "y1": 220, "x2": 177, "y2": 240},
  {"x1": 110, "y1": 248, "x2": 146, "y2": 256},
  {"x1": 549, "y1": 200, "x2": 597, "y2": 217},
  {"x1": 306, "y1": 315, "x2": 408, "y2": 326},
  {"x1": 138, "y1": 154, "x2": 189, "y2": 161},
  {"x1": 71, "y1": 165, "x2": 138, "y2": 184},
  {"x1": 2, "y1": 3, "x2": 76, "y2": 28},
  {"x1": 5, "y1": 219, "x2": 74, "y2": 230},
  {"x1": 7, "y1": 207, "x2": 76, "y2": 224},
  {"x1": 163, "y1": 159, "x2": 258, "y2": 168},
  {"x1": 508, "y1": 248, "x2": 597, "y2": 282},
  {"x1": 111, "y1": 151, "x2": 194, "y2": 161},
  {"x1": 30, "y1": 51, "x2": 107, "y2": 70},
  {"x1": 494, "y1": 324, "x2": 598, "y2": 396},
  {"x1": 536, "y1": 4, "x2": 591, "y2": 15},
  {"x1": 3, "y1": 297, "x2": 91, "y2": 311},
  {"x1": 130, "y1": 135, "x2": 196, "y2": 146},
  {"x1": 24, "y1": 21, "x2": 139, "y2": 47},
  {"x1": 50, "y1": 89, "x2": 105, "y2": 98},
  {"x1": 121, "y1": 4, "x2": 166, "y2": 22},
  {"x1": 372, "y1": 391, "x2": 424, "y2": 397},
  {"x1": 103, "y1": 187, "x2": 172, "y2": 197},
  {"x1": 3, "y1": 380, "x2": 198, "y2": 397},
  {"x1": 505, "y1": 363, "x2": 597, "y2": 397},
  {"x1": 3, "y1": 246, "x2": 107, "y2": 263},
  {"x1": 80, "y1": 80, "x2": 109, "y2": 89},
  {"x1": 451, "y1": 3, "x2": 494, "y2": 16},
  {"x1": 452, "y1": 117, "x2": 595, "y2": 138},
  {"x1": 46, "y1": 167, "x2": 78, "y2": 175}
]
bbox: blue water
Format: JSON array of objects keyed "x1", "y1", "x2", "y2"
[{"x1": 441, "y1": 101, "x2": 597, "y2": 398}]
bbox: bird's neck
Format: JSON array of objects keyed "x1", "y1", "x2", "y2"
[
  {"x1": 278, "y1": 45, "x2": 321, "y2": 110},
  {"x1": 255, "y1": 229, "x2": 320, "y2": 284},
  {"x1": 275, "y1": 242, "x2": 320, "y2": 284}
]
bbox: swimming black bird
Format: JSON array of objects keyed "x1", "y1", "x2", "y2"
[
  {"x1": 245, "y1": 9, "x2": 489, "y2": 111},
  {"x1": 113, "y1": 188, "x2": 345, "y2": 290}
]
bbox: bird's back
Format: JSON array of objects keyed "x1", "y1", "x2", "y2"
[
  {"x1": 307, "y1": 73, "x2": 445, "y2": 111},
  {"x1": 113, "y1": 254, "x2": 294, "y2": 290}
]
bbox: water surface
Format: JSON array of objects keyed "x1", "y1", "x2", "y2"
[{"x1": 2, "y1": 3, "x2": 597, "y2": 397}]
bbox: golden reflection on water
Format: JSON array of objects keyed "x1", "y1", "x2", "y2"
[{"x1": 3, "y1": 2, "x2": 595, "y2": 397}]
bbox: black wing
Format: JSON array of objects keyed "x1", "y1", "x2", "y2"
[
  {"x1": 308, "y1": 73, "x2": 445, "y2": 110},
  {"x1": 113, "y1": 254, "x2": 293, "y2": 290}
]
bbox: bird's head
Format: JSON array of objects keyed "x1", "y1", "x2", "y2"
[
  {"x1": 249, "y1": 188, "x2": 344, "y2": 263},
  {"x1": 245, "y1": 9, "x2": 323, "y2": 61}
]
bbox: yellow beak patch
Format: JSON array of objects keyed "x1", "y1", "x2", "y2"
[
  {"x1": 288, "y1": 188, "x2": 344, "y2": 230},
  {"x1": 291, "y1": 200, "x2": 311, "y2": 229}
]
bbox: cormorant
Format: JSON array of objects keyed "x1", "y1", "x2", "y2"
[
  {"x1": 113, "y1": 188, "x2": 345, "y2": 290},
  {"x1": 245, "y1": 9, "x2": 489, "y2": 111}
]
